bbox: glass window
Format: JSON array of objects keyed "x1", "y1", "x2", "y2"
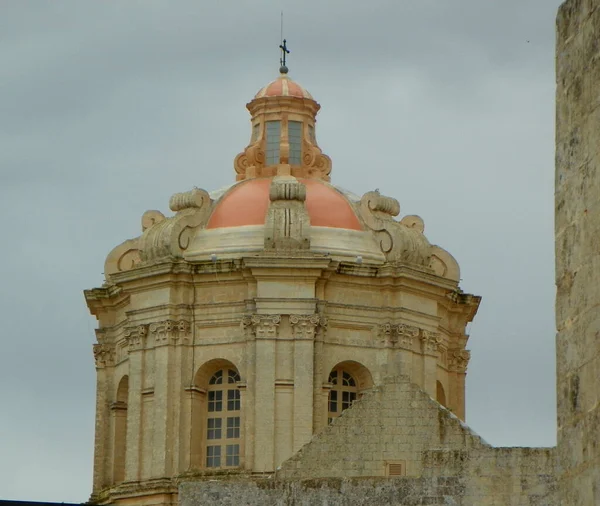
[
  {"x1": 208, "y1": 390, "x2": 222, "y2": 412},
  {"x1": 207, "y1": 418, "x2": 222, "y2": 439},
  {"x1": 227, "y1": 389, "x2": 240, "y2": 411},
  {"x1": 266, "y1": 121, "x2": 281, "y2": 165},
  {"x1": 227, "y1": 417, "x2": 240, "y2": 439},
  {"x1": 226, "y1": 444, "x2": 240, "y2": 466},
  {"x1": 328, "y1": 369, "x2": 358, "y2": 424},
  {"x1": 206, "y1": 445, "x2": 221, "y2": 467},
  {"x1": 308, "y1": 124, "x2": 316, "y2": 143},
  {"x1": 204, "y1": 368, "x2": 242, "y2": 469},
  {"x1": 288, "y1": 121, "x2": 302, "y2": 165}
]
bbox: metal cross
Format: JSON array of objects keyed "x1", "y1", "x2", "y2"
[{"x1": 279, "y1": 39, "x2": 290, "y2": 68}]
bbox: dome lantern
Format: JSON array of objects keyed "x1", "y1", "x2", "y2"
[{"x1": 234, "y1": 45, "x2": 331, "y2": 182}]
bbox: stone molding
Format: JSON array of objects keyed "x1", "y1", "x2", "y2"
[
  {"x1": 289, "y1": 314, "x2": 327, "y2": 339},
  {"x1": 375, "y1": 322, "x2": 420, "y2": 350},
  {"x1": 448, "y1": 349, "x2": 470, "y2": 373},
  {"x1": 149, "y1": 319, "x2": 191, "y2": 346},
  {"x1": 421, "y1": 330, "x2": 442, "y2": 356},
  {"x1": 241, "y1": 314, "x2": 281, "y2": 339},
  {"x1": 124, "y1": 324, "x2": 148, "y2": 351},
  {"x1": 93, "y1": 343, "x2": 115, "y2": 368}
]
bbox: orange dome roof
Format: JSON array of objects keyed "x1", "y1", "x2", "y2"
[
  {"x1": 254, "y1": 74, "x2": 313, "y2": 100},
  {"x1": 206, "y1": 178, "x2": 362, "y2": 230}
]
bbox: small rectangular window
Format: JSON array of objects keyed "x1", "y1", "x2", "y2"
[
  {"x1": 266, "y1": 121, "x2": 281, "y2": 165},
  {"x1": 227, "y1": 389, "x2": 240, "y2": 411},
  {"x1": 308, "y1": 124, "x2": 316, "y2": 143},
  {"x1": 227, "y1": 417, "x2": 240, "y2": 439},
  {"x1": 207, "y1": 418, "x2": 222, "y2": 440},
  {"x1": 288, "y1": 121, "x2": 302, "y2": 165},
  {"x1": 206, "y1": 445, "x2": 221, "y2": 468},
  {"x1": 226, "y1": 444, "x2": 240, "y2": 466},
  {"x1": 208, "y1": 390, "x2": 223, "y2": 412}
]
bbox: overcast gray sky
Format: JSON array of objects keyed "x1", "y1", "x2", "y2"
[{"x1": 0, "y1": 1, "x2": 562, "y2": 502}]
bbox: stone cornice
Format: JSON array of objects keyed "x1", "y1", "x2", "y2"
[{"x1": 242, "y1": 256, "x2": 332, "y2": 271}]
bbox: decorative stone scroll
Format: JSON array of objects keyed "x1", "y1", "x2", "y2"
[
  {"x1": 149, "y1": 319, "x2": 191, "y2": 346},
  {"x1": 448, "y1": 349, "x2": 470, "y2": 373},
  {"x1": 289, "y1": 314, "x2": 327, "y2": 339},
  {"x1": 359, "y1": 190, "x2": 432, "y2": 266},
  {"x1": 421, "y1": 330, "x2": 442, "y2": 355},
  {"x1": 93, "y1": 343, "x2": 115, "y2": 368},
  {"x1": 241, "y1": 314, "x2": 281, "y2": 339},
  {"x1": 124, "y1": 325, "x2": 148, "y2": 352}
]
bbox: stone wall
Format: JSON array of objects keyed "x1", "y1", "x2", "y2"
[
  {"x1": 180, "y1": 377, "x2": 555, "y2": 505},
  {"x1": 556, "y1": 0, "x2": 600, "y2": 504}
]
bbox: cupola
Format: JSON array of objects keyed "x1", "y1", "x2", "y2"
[{"x1": 234, "y1": 64, "x2": 331, "y2": 182}]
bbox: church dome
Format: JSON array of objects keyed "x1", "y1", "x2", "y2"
[
  {"x1": 254, "y1": 74, "x2": 313, "y2": 100},
  {"x1": 206, "y1": 178, "x2": 362, "y2": 230}
]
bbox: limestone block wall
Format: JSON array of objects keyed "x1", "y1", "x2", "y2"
[
  {"x1": 274, "y1": 376, "x2": 555, "y2": 504},
  {"x1": 556, "y1": 0, "x2": 600, "y2": 504}
]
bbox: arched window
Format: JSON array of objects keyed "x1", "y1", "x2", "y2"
[
  {"x1": 205, "y1": 368, "x2": 241, "y2": 468},
  {"x1": 328, "y1": 368, "x2": 358, "y2": 424},
  {"x1": 113, "y1": 375, "x2": 128, "y2": 483}
]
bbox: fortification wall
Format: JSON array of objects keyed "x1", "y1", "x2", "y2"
[
  {"x1": 180, "y1": 377, "x2": 555, "y2": 505},
  {"x1": 556, "y1": 1, "x2": 600, "y2": 504}
]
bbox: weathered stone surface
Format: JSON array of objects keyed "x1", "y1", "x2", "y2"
[{"x1": 556, "y1": 1, "x2": 600, "y2": 504}]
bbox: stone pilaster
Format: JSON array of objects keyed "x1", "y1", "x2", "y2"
[
  {"x1": 124, "y1": 324, "x2": 147, "y2": 482},
  {"x1": 420, "y1": 330, "x2": 441, "y2": 399},
  {"x1": 243, "y1": 314, "x2": 280, "y2": 472}
]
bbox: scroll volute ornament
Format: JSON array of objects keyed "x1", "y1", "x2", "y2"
[
  {"x1": 234, "y1": 140, "x2": 266, "y2": 181},
  {"x1": 297, "y1": 140, "x2": 332, "y2": 181},
  {"x1": 359, "y1": 190, "x2": 431, "y2": 266}
]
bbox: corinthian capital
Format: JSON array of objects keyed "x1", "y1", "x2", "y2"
[
  {"x1": 289, "y1": 314, "x2": 326, "y2": 339},
  {"x1": 241, "y1": 314, "x2": 281, "y2": 339}
]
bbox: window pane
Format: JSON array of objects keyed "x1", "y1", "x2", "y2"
[
  {"x1": 329, "y1": 371, "x2": 337, "y2": 385},
  {"x1": 288, "y1": 121, "x2": 302, "y2": 165},
  {"x1": 342, "y1": 372, "x2": 355, "y2": 387},
  {"x1": 226, "y1": 444, "x2": 240, "y2": 466},
  {"x1": 227, "y1": 417, "x2": 240, "y2": 439},
  {"x1": 329, "y1": 390, "x2": 338, "y2": 413},
  {"x1": 266, "y1": 121, "x2": 281, "y2": 165},
  {"x1": 227, "y1": 389, "x2": 241, "y2": 411},
  {"x1": 206, "y1": 445, "x2": 221, "y2": 467},
  {"x1": 207, "y1": 418, "x2": 222, "y2": 440},
  {"x1": 342, "y1": 390, "x2": 356, "y2": 410},
  {"x1": 308, "y1": 124, "x2": 316, "y2": 142},
  {"x1": 208, "y1": 390, "x2": 223, "y2": 412},
  {"x1": 228, "y1": 370, "x2": 240, "y2": 384},
  {"x1": 209, "y1": 370, "x2": 223, "y2": 385}
]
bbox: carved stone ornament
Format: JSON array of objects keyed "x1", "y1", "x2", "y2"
[
  {"x1": 448, "y1": 349, "x2": 470, "y2": 373},
  {"x1": 420, "y1": 330, "x2": 442, "y2": 355},
  {"x1": 124, "y1": 325, "x2": 148, "y2": 352},
  {"x1": 289, "y1": 314, "x2": 327, "y2": 339},
  {"x1": 93, "y1": 343, "x2": 115, "y2": 368},
  {"x1": 149, "y1": 319, "x2": 191, "y2": 346},
  {"x1": 139, "y1": 188, "x2": 212, "y2": 262},
  {"x1": 264, "y1": 177, "x2": 311, "y2": 251},
  {"x1": 396, "y1": 323, "x2": 420, "y2": 349},
  {"x1": 376, "y1": 322, "x2": 419, "y2": 349},
  {"x1": 241, "y1": 314, "x2": 281, "y2": 339},
  {"x1": 359, "y1": 190, "x2": 432, "y2": 266}
]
